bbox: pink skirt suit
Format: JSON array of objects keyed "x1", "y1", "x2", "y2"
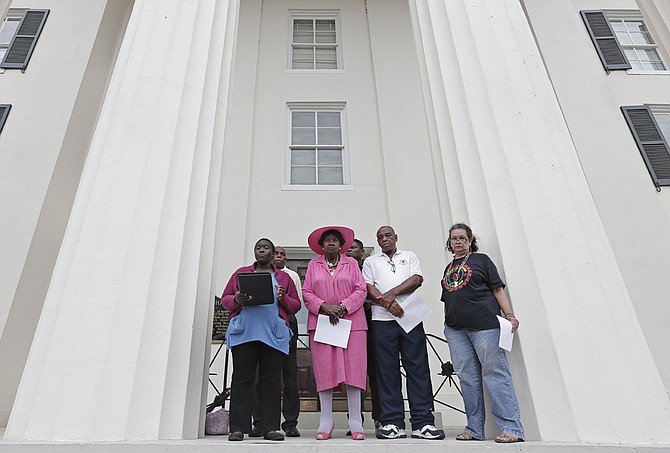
[{"x1": 302, "y1": 254, "x2": 368, "y2": 392}]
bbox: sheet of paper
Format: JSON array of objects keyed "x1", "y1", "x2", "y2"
[
  {"x1": 497, "y1": 315, "x2": 514, "y2": 352},
  {"x1": 394, "y1": 293, "x2": 432, "y2": 334},
  {"x1": 314, "y1": 314, "x2": 352, "y2": 348}
]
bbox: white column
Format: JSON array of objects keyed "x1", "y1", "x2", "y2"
[
  {"x1": 4, "y1": 0, "x2": 238, "y2": 441},
  {"x1": 410, "y1": 0, "x2": 670, "y2": 443}
]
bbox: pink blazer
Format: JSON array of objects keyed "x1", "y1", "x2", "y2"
[{"x1": 302, "y1": 255, "x2": 367, "y2": 331}]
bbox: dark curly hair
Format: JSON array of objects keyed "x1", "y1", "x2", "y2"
[
  {"x1": 318, "y1": 229, "x2": 345, "y2": 247},
  {"x1": 446, "y1": 223, "x2": 479, "y2": 254}
]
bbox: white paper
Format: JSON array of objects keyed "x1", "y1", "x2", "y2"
[
  {"x1": 314, "y1": 314, "x2": 352, "y2": 348},
  {"x1": 497, "y1": 315, "x2": 514, "y2": 352},
  {"x1": 394, "y1": 293, "x2": 432, "y2": 334}
]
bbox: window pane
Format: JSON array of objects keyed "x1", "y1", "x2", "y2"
[
  {"x1": 315, "y1": 20, "x2": 336, "y2": 44},
  {"x1": 318, "y1": 149, "x2": 342, "y2": 165},
  {"x1": 615, "y1": 30, "x2": 632, "y2": 45},
  {"x1": 293, "y1": 20, "x2": 313, "y2": 43},
  {"x1": 318, "y1": 128, "x2": 342, "y2": 145},
  {"x1": 317, "y1": 111, "x2": 340, "y2": 127},
  {"x1": 610, "y1": 21, "x2": 626, "y2": 32},
  {"x1": 292, "y1": 166, "x2": 316, "y2": 184},
  {"x1": 0, "y1": 19, "x2": 20, "y2": 45},
  {"x1": 293, "y1": 112, "x2": 315, "y2": 127},
  {"x1": 292, "y1": 48, "x2": 314, "y2": 69},
  {"x1": 651, "y1": 61, "x2": 666, "y2": 70},
  {"x1": 318, "y1": 167, "x2": 343, "y2": 185},
  {"x1": 642, "y1": 48, "x2": 663, "y2": 62},
  {"x1": 291, "y1": 149, "x2": 315, "y2": 165},
  {"x1": 292, "y1": 127, "x2": 316, "y2": 145},
  {"x1": 655, "y1": 113, "x2": 670, "y2": 143},
  {"x1": 315, "y1": 47, "x2": 337, "y2": 69}
]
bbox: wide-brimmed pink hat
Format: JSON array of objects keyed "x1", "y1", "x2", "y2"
[{"x1": 308, "y1": 226, "x2": 355, "y2": 255}]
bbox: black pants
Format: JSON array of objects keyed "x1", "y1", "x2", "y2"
[
  {"x1": 252, "y1": 316, "x2": 300, "y2": 430},
  {"x1": 229, "y1": 341, "x2": 283, "y2": 434}
]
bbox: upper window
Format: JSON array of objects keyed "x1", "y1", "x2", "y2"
[
  {"x1": 0, "y1": 8, "x2": 49, "y2": 70},
  {"x1": 0, "y1": 9, "x2": 25, "y2": 62},
  {"x1": 581, "y1": 10, "x2": 666, "y2": 72},
  {"x1": 621, "y1": 105, "x2": 670, "y2": 188},
  {"x1": 289, "y1": 11, "x2": 340, "y2": 70},
  {"x1": 286, "y1": 103, "x2": 350, "y2": 188}
]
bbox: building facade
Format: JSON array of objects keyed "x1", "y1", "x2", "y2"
[{"x1": 0, "y1": 0, "x2": 669, "y2": 443}]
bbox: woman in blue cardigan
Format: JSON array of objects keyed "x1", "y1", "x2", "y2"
[{"x1": 221, "y1": 238, "x2": 301, "y2": 441}]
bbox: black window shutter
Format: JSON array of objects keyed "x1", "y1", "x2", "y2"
[
  {"x1": 0, "y1": 9, "x2": 49, "y2": 70},
  {"x1": 621, "y1": 106, "x2": 670, "y2": 187},
  {"x1": 0, "y1": 104, "x2": 11, "y2": 135},
  {"x1": 581, "y1": 10, "x2": 631, "y2": 71}
]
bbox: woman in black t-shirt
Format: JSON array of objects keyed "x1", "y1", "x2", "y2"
[{"x1": 441, "y1": 223, "x2": 524, "y2": 443}]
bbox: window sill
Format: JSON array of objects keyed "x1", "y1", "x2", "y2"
[
  {"x1": 285, "y1": 69, "x2": 346, "y2": 74},
  {"x1": 282, "y1": 184, "x2": 354, "y2": 191},
  {"x1": 626, "y1": 70, "x2": 670, "y2": 75}
]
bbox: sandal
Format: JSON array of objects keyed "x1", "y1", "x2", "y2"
[
  {"x1": 351, "y1": 432, "x2": 365, "y2": 440},
  {"x1": 495, "y1": 432, "x2": 524, "y2": 443},
  {"x1": 456, "y1": 432, "x2": 479, "y2": 441},
  {"x1": 316, "y1": 423, "x2": 334, "y2": 440}
]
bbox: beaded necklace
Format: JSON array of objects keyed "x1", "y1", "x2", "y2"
[
  {"x1": 326, "y1": 255, "x2": 339, "y2": 270},
  {"x1": 443, "y1": 252, "x2": 471, "y2": 289}
]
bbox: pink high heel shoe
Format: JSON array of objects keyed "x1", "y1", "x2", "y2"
[
  {"x1": 316, "y1": 424, "x2": 334, "y2": 440},
  {"x1": 351, "y1": 432, "x2": 365, "y2": 440}
]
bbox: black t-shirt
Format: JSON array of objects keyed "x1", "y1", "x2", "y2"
[{"x1": 440, "y1": 253, "x2": 505, "y2": 330}]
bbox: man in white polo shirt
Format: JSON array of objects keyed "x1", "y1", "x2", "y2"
[{"x1": 362, "y1": 226, "x2": 444, "y2": 440}]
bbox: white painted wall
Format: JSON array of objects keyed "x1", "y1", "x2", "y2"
[
  {"x1": 522, "y1": 0, "x2": 670, "y2": 399},
  {"x1": 0, "y1": 0, "x2": 133, "y2": 426}
]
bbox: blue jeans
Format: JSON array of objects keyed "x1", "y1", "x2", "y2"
[{"x1": 444, "y1": 325, "x2": 524, "y2": 440}]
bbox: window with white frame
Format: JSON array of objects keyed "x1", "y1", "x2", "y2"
[
  {"x1": 0, "y1": 9, "x2": 25, "y2": 62},
  {"x1": 607, "y1": 11, "x2": 666, "y2": 71},
  {"x1": 289, "y1": 12, "x2": 340, "y2": 70},
  {"x1": 288, "y1": 104, "x2": 347, "y2": 186},
  {"x1": 622, "y1": 105, "x2": 670, "y2": 188},
  {"x1": 0, "y1": 8, "x2": 49, "y2": 70},
  {"x1": 581, "y1": 10, "x2": 667, "y2": 72}
]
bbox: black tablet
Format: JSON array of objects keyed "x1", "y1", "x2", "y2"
[{"x1": 236, "y1": 272, "x2": 274, "y2": 305}]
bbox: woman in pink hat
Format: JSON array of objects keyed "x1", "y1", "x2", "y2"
[{"x1": 302, "y1": 226, "x2": 368, "y2": 440}]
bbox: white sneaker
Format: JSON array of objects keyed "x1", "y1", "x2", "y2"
[
  {"x1": 411, "y1": 424, "x2": 446, "y2": 440},
  {"x1": 376, "y1": 424, "x2": 407, "y2": 439}
]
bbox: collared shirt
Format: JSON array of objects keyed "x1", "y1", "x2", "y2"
[
  {"x1": 281, "y1": 266, "x2": 303, "y2": 304},
  {"x1": 362, "y1": 249, "x2": 422, "y2": 321}
]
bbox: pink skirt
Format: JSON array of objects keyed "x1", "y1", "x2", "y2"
[{"x1": 309, "y1": 330, "x2": 367, "y2": 392}]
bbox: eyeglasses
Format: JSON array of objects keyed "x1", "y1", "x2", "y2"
[
  {"x1": 387, "y1": 259, "x2": 396, "y2": 273},
  {"x1": 450, "y1": 237, "x2": 469, "y2": 243}
]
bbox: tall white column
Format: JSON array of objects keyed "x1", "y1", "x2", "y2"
[
  {"x1": 4, "y1": 0, "x2": 238, "y2": 441},
  {"x1": 410, "y1": 0, "x2": 670, "y2": 443}
]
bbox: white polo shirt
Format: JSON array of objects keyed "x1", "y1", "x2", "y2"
[{"x1": 362, "y1": 249, "x2": 423, "y2": 321}]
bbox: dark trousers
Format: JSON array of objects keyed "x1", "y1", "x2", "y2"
[
  {"x1": 372, "y1": 320, "x2": 435, "y2": 430},
  {"x1": 252, "y1": 316, "x2": 300, "y2": 430},
  {"x1": 229, "y1": 341, "x2": 283, "y2": 434}
]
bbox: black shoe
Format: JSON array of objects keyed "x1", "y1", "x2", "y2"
[
  {"x1": 264, "y1": 430, "x2": 285, "y2": 441},
  {"x1": 228, "y1": 431, "x2": 244, "y2": 441},
  {"x1": 284, "y1": 426, "x2": 301, "y2": 437},
  {"x1": 249, "y1": 426, "x2": 262, "y2": 437},
  {"x1": 346, "y1": 430, "x2": 352, "y2": 436}
]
